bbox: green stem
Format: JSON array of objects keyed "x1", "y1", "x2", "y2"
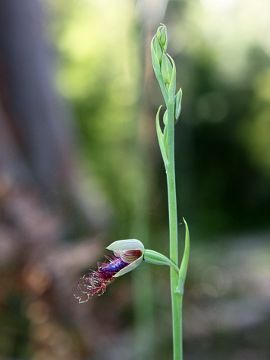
[{"x1": 166, "y1": 99, "x2": 183, "y2": 360}]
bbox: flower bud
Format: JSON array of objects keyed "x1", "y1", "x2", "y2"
[
  {"x1": 156, "y1": 24, "x2": 167, "y2": 52},
  {"x1": 152, "y1": 36, "x2": 163, "y2": 64},
  {"x1": 161, "y1": 53, "x2": 173, "y2": 86}
]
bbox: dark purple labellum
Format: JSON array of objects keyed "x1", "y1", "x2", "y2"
[{"x1": 98, "y1": 257, "x2": 128, "y2": 279}]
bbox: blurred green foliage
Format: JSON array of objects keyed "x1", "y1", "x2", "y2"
[
  {"x1": 173, "y1": 0, "x2": 270, "y2": 236},
  {"x1": 51, "y1": 0, "x2": 141, "y2": 235},
  {"x1": 51, "y1": 0, "x2": 270, "y2": 240}
]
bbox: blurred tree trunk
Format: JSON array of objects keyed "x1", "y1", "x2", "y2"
[
  {"x1": 0, "y1": 0, "x2": 107, "y2": 231},
  {"x1": 0, "y1": 0, "x2": 73, "y2": 195}
]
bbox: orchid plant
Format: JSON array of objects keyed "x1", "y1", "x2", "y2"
[{"x1": 74, "y1": 24, "x2": 190, "y2": 360}]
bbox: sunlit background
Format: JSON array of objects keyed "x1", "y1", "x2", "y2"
[{"x1": 0, "y1": 0, "x2": 270, "y2": 359}]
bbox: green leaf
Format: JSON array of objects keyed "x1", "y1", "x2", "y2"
[
  {"x1": 156, "y1": 106, "x2": 168, "y2": 167},
  {"x1": 176, "y1": 219, "x2": 190, "y2": 294},
  {"x1": 162, "y1": 110, "x2": 168, "y2": 147}
]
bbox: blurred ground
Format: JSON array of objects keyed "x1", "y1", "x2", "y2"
[{"x1": 185, "y1": 235, "x2": 270, "y2": 360}]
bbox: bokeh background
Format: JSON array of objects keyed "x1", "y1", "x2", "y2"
[{"x1": 0, "y1": 0, "x2": 270, "y2": 359}]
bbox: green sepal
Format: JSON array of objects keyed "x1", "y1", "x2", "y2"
[
  {"x1": 144, "y1": 249, "x2": 179, "y2": 273},
  {"x1": 175, "y1": 88, "x2": 182, "y2": 122}
]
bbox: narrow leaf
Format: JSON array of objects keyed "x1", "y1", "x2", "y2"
[
  {"x1": 176, "y1": 218, "x2": 190, "y2": 294},
  {"x1": 156, "y1": 106, "x2": 168, "y2": 167}
]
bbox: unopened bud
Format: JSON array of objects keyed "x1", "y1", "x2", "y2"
[
  {"x1": 156, "y1": 24, "x2": 167, "y2": 52},
  {"x1": 152, "y1": 36, "x2": 163, "y2": 64},
  {"x1": 161, "y1": 53, "x2": 173, "y2": 86}
]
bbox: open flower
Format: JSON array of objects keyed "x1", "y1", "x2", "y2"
[{"x1": 74, "y1": 239, "x2": 144, "y2": 303}]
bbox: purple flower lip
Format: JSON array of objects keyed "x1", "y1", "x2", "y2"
[
  {"x1": 74, "y1": 245, "x2": 143, "y2": 303},
  {"x1": 98, "y1": 256, "x2": 128, "y2": 279}
]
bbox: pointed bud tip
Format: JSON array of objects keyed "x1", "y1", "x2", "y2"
[{"x1": 156, "y1": 24, "x2": 167, "y2": 50}]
